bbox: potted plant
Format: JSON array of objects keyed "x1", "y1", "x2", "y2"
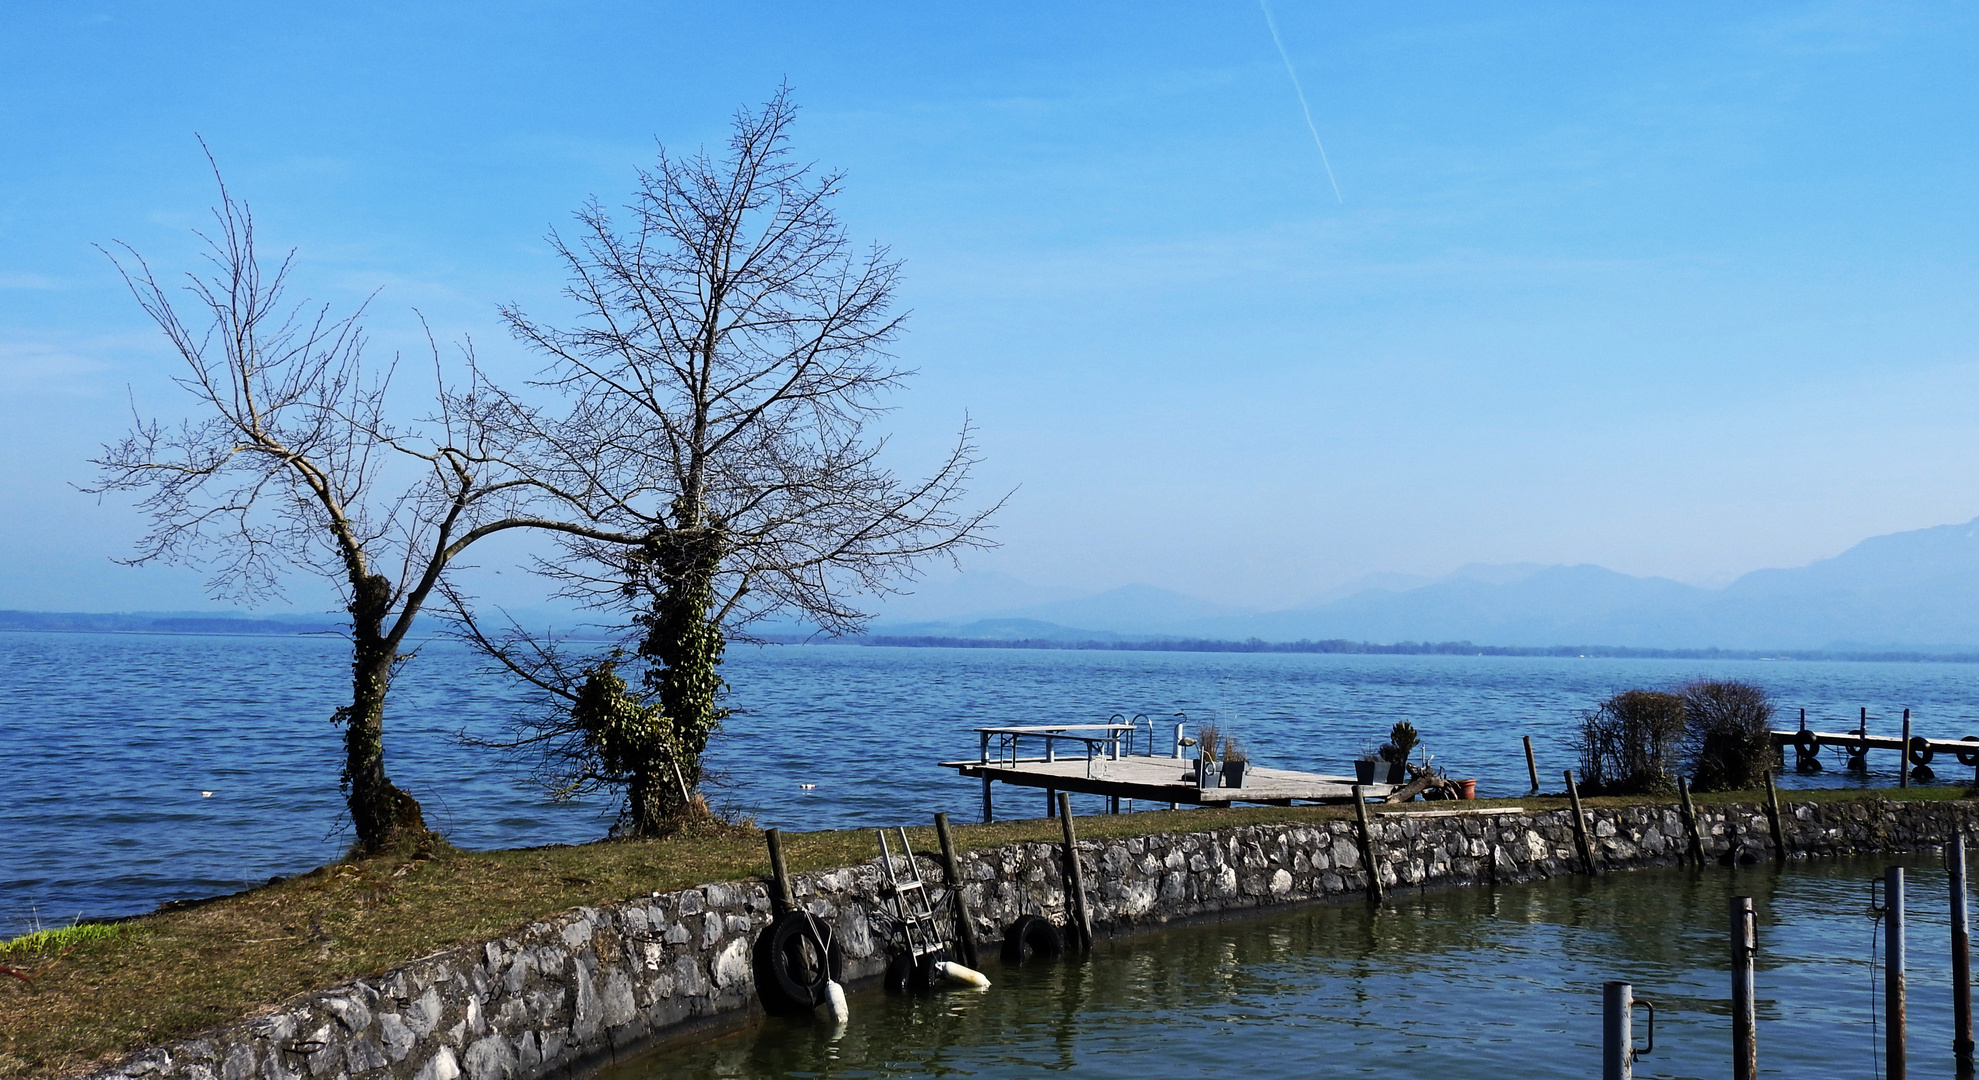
[
  {"x1": 1194, "y1": 723, "x2": 1221, "y2": 788},
  {"x1": 1220, "y1": 736, "x2": 1249, "y2": 788},
  {"x1": 1353, "y1": 741, "x2": 1389, "y2": 785}
]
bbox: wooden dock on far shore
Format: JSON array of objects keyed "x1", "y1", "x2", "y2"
[{"x1": 940, "y1": 723, "x2": 1397, "y2": 822}]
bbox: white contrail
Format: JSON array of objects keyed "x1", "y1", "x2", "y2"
[{"x1": 1259, "y1": 0, "x2": 1343, "y2": 203}]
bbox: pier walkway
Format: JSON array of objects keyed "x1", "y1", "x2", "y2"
[{"x1": 939, "y1": 723, "x2": 1397, "y2": 822}]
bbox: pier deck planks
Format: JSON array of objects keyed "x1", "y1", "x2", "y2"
[{"x1": 938, "y1": 755, "x2": 1396, "y2": 806}]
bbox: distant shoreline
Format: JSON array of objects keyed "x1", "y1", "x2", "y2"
[
  {"x1": 9, "y1": 610, "x2": 1977, "y2": 664},
  {"x1": 781, "y1": 633, "x2": 1979, "y2": 665}
]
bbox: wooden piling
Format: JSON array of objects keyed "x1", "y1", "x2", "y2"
[
  {"x1": 1890, "y1": 865, "x2": 1909, "y2": 1080},
  {"x1": 1762, "y1": 770, "x2": 1788, "y2": 862},
  {"x1": 764, "y1": 828, "x2": 796, "y2": 915},
  {"x1": 1524, "y1": 735, "x2": 1541, "y2": 792},
  {"x1": 1057, "y1": 792, "x2": 1094, "y2": 951},
  {"x1": 1565, "y1": 770, "x2": 1600, "y2": 875},
  {"x1": 1677, "y1": 776, "x2": 1706, "y2": 866},
  {"x1": 1730, "y1": 896, "x2": 1757, "y2": 1080},
  {"x1": 1351, "y1": 785, "x2": 1385, "y2": 905},
  {"x1": 1953, "y1": 834, "x2": 1974, "y2": 1075},
  {"x1": 933, "y1": 812, "x2": 983, "y2": 970},
  {"x1": 1902, "y1": 709, "x2": 1914, "y2": 788}
]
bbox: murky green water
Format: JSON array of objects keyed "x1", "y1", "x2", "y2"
[{"x1": 604, "y1": 855, "x2": 1964, "y2": 1079}]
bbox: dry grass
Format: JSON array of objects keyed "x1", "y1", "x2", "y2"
[{"x1": 2, "y1": 787, "x2": 1961, "y2": 1078}]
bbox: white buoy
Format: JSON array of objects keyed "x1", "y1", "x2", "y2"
[
  {"x1": 935, "y1": 961, "x2": 991, "y2": 988},
  {"x1": 824, "y1": 979, "x2": 849, "y2": 1021}
]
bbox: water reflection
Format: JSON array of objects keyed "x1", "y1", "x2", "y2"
[{"x1": 604, "y1": 855, "x2": 1961, "y2": 1079}]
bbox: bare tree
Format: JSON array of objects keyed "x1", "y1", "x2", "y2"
[
  {"x1": 465, "y1": 89, "x2": 999, "y2": 836},
  {"x1": 90, "y1": 158, "x2": 564, "y2": 852}
]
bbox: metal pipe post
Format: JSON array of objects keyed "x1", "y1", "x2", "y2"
[
  {"x1": 1351, "y1": 785, "x2": 1384, "y2": 905},
  {"x1": 1603, "y1": 981, "x2": 1634, "y2": 1080},
  {"x1": 1732, "y1": 896, "x2": 1757, "y2": 1080},
  {"x1": 1953, "y1": 834, "x2": 1974, "y2": 1075},
  {"x1": 1763, "y1": 770, "x2": 1787, "y2": 861},
  {"x1": 1890, "y1": 865, "x2": 1908, "y2": 1080},
  {"x1": 764, "y1": 828, "x2": 796, "y2": 915},
  {"x1": 1524, "y1": 735, "x2": 1540, "y2": 792},
  {"x1": 1057, "y1": 791, "x2": 1094, "y2": 950},
  {"x1": 933, "y1": 813, "x2": 983, "y2": 970}
]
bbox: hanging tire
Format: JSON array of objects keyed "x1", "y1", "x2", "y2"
[
  {"x1": 1794, "y1": 729, "x2": 1820, "y2": 757},
  {"x1": 1957, "y1": 736, "x2": 1979, "y2": 768},
  {"x1": 752, "y1": 910, "x2": 843, "y2": 1015},
  {"x1": 1908, "y1": 736, "x2": 1936, "y2": 767},
  {"x1": 1001, "y1": 914, "x2": 1064, "y2": 963}
]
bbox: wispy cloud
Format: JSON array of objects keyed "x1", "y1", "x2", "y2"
[{"x1": 1259, "y1": 0, "x2": 1343, "y2": 203}]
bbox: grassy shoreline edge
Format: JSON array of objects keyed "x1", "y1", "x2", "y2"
[{"x1": 4, "y1": 786, "x2": 1969, "y2": 1078}]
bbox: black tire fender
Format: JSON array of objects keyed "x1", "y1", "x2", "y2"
[
  {"x1": 1957, "y1": 736, "x2": 1979, "y2": 768},
  {"x1": 1001, "y1": 914, "x2": 1065, "y2": 963},
  {"x1": 1794, "y1": 729, "x2": 1820, "y2": 757},
  {"x1": 752, "y1": 910, "x2": 843, "y2": 1015},
  {"x1": 1909, "y1": 736, "x2": 1936, "y2": 767}
]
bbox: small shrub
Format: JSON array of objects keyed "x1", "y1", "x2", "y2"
[
  {"x1": 1577, "y1": 690, "x2": 1686, "y2": 795},
  {"x1": 1382, "y1": 721, "x2": 1420, "y2": 765},
  {"x1": 1681, "y1": 680, "x2": 1778, "y2": 792}
]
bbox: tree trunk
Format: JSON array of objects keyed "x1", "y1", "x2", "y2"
[
  {"x1": 344, "y1": 573, "x2": 427, "y2": 851},
  {"x1": 629, "y1": 527, "x2": 727, "y2": 836}
]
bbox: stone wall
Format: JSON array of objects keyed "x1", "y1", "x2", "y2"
[{"x1": 82, "y1": 795, "x2": 1979, "y2": 1080}]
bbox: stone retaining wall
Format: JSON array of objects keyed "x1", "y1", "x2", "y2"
[{"x1": 84, "y1": 796, "x2": 1979, "y2": 1080}]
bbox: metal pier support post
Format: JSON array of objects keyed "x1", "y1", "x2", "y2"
[
  {"x1": 1732, "y1": 896, "x2": 1757, "y2": 1080},
  {"x1": 1890, "y1": 865, "x2": 1909, "y2": 1080},
  {"x1": 1565, "y1": 770, "x2": 1599, "y2": 875},
  {"x1": 1524, "y1": 734, "x2": 1540, "y2": 792},
  {"x1": 979, "y1": 730, "x2": 993, "y2": 824},
  {"x1": 1602, "y1": 981, "x2": 1651, "y2": 1080},
  {"x1": 1953, "y1": 834, "x2": 1974, "y2": 1075}
]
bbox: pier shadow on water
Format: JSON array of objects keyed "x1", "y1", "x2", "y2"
[{"x1": 601, "y1": 854, "x2": 1959, "y2": 1079}]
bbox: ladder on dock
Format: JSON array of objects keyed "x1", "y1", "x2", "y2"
[{"x1": 876, "y1": 827, "x2": 948, "y2": 966}]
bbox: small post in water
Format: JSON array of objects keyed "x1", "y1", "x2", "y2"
[
  {"x1": 1952, "y1": 833, "x2": 1974, "y2": 1075},
  {"x1": 1524, "y1": 734, "x2": 1541, "y2": 793},
  {"x1": 1901, "y1": 708, "x2": 1913, "y2": 788},
  {"x1": 1678, "y1": 776, "x2": 1706, "y2": 866},
  {"x1": 933, "y1": 812, "x2": 983, "y2": 970},
  {"x1": 1603, "y1": 981, "x2": 1635, "y2": 1080},
  {"x1": 1351, "y1": 785, "x2": 1384, "y2": 905},
  {"x1": 764, "y1": 828, "x2": 795, "y2": 915},
  {"x1": 1057, "y1": 791, "x2": 1094, "y2": 951},
  {"x1": 1889, "y1": 865, "x2": 1909, "y2": 1080},
  {"x1": 1732, "y1": 896, "x2": 1757, "y2": 1080},
  {"x1": 1762, "y1": 770, "x2": 1787, "y2": 862},
  {"x1": 1565, "y1": 769, "x2": 1600, "y2": 875}
]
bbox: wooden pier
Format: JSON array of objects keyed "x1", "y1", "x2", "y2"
[{"x1": 941, "y1": 723, "x2": 1397, "y2": 822}]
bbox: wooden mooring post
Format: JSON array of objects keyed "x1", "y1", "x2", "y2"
[
  {"x1": 1731, "y1": 895, "x2": 1757, "y2": 1080},
  {"x1": 1953, "y1": 834, "x2": 1975, "y2": 1076},
  {"x1": 1762, "y1": 770, "x2": 1787, "y2": 862},
  {"x1": 1901, "y1": 709, "x2": 1914, "y2": 788},
  {"x1": 1057, "y1": 792, "x2": 1094, "y2": 951},
  {"x1": 1565, "y1": 770, "x2": 1600, "y2": 875},
  {"x1": 933, "y1": 812, "x2": 982, "y2": 970},
  {"x1": 1524, "y1": 735, "x2": 1541, "y2": 793},
  {"x1": 1351, "y1": 785, "x2": 1384, "y2": 905},
  {"x1": 1678, "y1": 776, "x2": 1706, "y2": 866},
  {"x1": 764, "y1": 827, "x2": 796, "y2": 915},
  {"x1": 1889, "y1": 865, "x2": 1909, "y2": 1080}
]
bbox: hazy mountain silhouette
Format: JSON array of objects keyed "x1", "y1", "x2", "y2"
[{"x1": 870, "y1": 517, "x2": 1979, "y2": 651}]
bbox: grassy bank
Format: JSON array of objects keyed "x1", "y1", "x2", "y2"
[{"x1": 2, "y1": 787, "x2": 1965, "y2": 1078}]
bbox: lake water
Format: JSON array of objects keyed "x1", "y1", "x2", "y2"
[
  {"x1": 600, "y1": 854, "x2": 1962, "y2": 1080},
  {"x1": 5, "y1": 631, "x2": 1979, "y2": 933}
]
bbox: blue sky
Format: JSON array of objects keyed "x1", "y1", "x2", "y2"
[{"x1": 4, "y1": 1, "x2": 1978, "y2": 614}]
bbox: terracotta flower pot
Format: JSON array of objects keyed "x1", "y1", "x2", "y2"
[{"x1": 1457, "y1": 778, "x2": 1477, "y2": 800}]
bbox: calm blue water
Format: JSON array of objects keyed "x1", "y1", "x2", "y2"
[
  {"x1": 5, "y1": 631, "x2": 1978, "y2": 933},
  {"x1": 604, "y1": 854, "x2": 1963, "y2": 1080}
]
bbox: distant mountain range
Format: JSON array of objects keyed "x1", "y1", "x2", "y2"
[
  {"x1": 16, "y1": 517, "x2": 1979, "y2": 654},
  {"x1": 866, "y1": 517, "x2": 1979, "y2": 652}
]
